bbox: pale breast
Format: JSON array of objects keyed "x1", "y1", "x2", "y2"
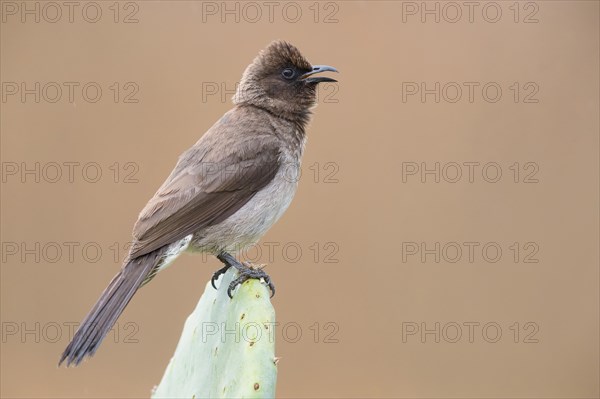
[{"x1": 189, "y1": 149, "x2": 302, "y2": 255}]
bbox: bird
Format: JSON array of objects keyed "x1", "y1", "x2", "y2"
[{"x1": 59, "y1": 40, "x2": 338, "y2": 366}]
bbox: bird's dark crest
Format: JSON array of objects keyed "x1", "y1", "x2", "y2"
[
  {"x1": 236, "y1": 40, "x2": 312, "y2": 86},
  {"x1": 256, "y1": 40, "x2": 312, "y2": 71}
]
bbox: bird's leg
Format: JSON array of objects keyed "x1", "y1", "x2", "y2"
[
  {"x1": 213, "y1": 252, "x2": 275, "y2": 298},
  {"x1": 212, "y1": 253, "x2": 234, "y2": 289}
]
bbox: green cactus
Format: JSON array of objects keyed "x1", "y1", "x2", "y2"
[{"x1": 152, "y1": 268, "x2": 277, "y2": 398}]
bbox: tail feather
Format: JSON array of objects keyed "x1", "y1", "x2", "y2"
[{"x1": 59, "y1": 248, "x2": 166, "y2": 366}]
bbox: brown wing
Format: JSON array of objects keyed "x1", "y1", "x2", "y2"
[{"x1": 129, "y1": 133, "x2": 281, "y2": 259}]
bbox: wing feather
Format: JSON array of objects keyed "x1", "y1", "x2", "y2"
[{"x1": 129, "y1": 129, "x2": 281, "y2": 259}]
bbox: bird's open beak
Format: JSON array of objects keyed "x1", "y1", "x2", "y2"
[{"x1": 301, "y1": 65, "x2": 339, "y2": 83}]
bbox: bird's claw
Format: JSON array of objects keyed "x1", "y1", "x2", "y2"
[
  {"x1": 227, "y1": 262, "x2": 275, "y2": 299},
  {"x1": 211, "y1": 264, "x2": 231, "y2": 289}
]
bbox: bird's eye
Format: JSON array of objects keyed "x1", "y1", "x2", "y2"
[{"x1": 281, "y1": 68, "x2": 295, "y2": 80}]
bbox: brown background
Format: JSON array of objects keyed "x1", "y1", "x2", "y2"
[{"x1": 1, "y1": 1, "x2": 599, "y2": 398}]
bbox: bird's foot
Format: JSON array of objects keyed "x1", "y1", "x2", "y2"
[
  {"x1": 228, "y1": 261, "x2": 275, "y2": 299},
  {"x1": 214, "y1": 252, "x2": 275, "y2": 298}
]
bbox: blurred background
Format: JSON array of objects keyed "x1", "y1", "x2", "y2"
[{"x1": 1, "y1": 1, "x2": 598, "y2": 398}]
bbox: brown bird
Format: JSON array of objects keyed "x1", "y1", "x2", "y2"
[{"x1": 59, "y1": 40, "x2": 338, "y2": 366}]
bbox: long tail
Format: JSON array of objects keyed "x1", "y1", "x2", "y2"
[{"x1": 59, "y1": 248, "x2": 166, "y2": 366}]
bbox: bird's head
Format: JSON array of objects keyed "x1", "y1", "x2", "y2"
[{"x1": 233, "y1": 40, "x2": 338, "y2": 120}]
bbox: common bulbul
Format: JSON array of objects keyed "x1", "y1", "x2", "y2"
[{"x1": 59, "y1": 40, "x2": 338, "y2": 366}]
